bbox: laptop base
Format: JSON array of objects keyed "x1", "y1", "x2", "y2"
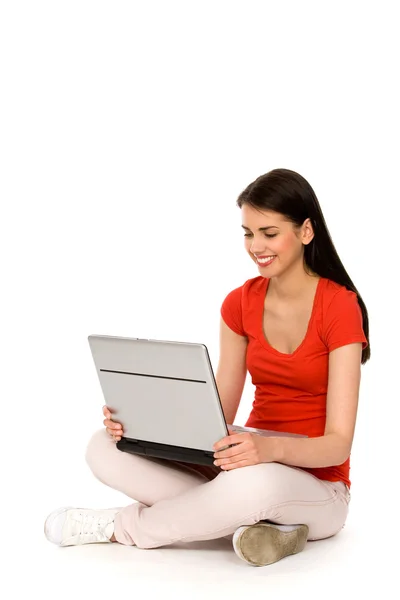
[{"x1": 116, "y1": 437, "x2": 217, "y2": 466}]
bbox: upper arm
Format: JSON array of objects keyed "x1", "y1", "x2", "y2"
[
  {"x1": 215, "y1": 317, "x2": 248, "y2": 424},
  {"x1": 324, "y1": 342, "x2": 363, "y2": 460}
]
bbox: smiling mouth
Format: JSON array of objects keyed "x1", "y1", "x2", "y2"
[{"x1": 255, "y1": 255, "x2": 276, "y2": 266}]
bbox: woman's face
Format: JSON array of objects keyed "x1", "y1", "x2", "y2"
[{"x1": 241, "y1": 204, "x2": 312, "y2": 277}]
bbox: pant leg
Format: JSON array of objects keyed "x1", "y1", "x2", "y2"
[
  {"x1": 85, "y1": 429, "x2": 219, "y2": 506},
  {"x1": 114, "y1": 461, "x2": 351, "y2": 548}
]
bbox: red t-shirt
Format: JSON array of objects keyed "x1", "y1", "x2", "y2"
[{"x1": 220, "y1": 276, "x2": 368, "y2": 488}]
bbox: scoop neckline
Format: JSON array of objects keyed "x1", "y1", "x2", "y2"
[{"x1": 258, "y1": 276, "x2": 324, "y2": 358}]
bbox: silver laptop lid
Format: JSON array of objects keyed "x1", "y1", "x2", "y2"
[{"x1": 88, "y1": 335, "x2": 228, "y2": 451}]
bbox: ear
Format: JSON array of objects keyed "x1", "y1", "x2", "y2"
[{"x1": 301, "y1": 218, "x2": 315, "y2": 245}]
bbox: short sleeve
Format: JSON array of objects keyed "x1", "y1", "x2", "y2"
[
  {"x1": 323, "y1": 287, "x2": 368, "y2": 352},
  {"x1": 220, "y1": 286, "x2": 246, "y2": 336}
]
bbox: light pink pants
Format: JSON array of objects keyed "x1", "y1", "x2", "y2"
[{"x1": 85, "y1": 429, "x2": 351, "y2": 549}]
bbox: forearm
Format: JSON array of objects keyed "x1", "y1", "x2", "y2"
[
  {"x1": 269, "y1": 433, "x2": 351, "y2": 469},
  {"x1": 219, "y1": 400, "x2": 237, "y2": 425}
]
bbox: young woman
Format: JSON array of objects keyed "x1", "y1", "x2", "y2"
[{"x1": 44, "y1": 168, "x2": 369, "y2": 567}]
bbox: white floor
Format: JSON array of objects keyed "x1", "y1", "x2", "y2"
[
  {"x1": 7, "y1": 478, "x2": 394, "y2": 600},
  {"x1": 7, "y1": 397, "x2": 394, "y2": 599},
  {"x1": 36, "y1": 523, "x2": 379, "y2": 598}
]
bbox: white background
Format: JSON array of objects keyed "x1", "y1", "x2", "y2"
[{"x1": 1, "y1": 1, "x2": 398, "y2": 597}]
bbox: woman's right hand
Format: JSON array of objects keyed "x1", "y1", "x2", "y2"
[{"x1": 103, "y1": 405, "x2": 124, "y2": 442}]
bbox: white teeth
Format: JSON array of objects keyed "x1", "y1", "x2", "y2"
[{"x1": 257, "y1": 256, "x2": 276, "y2": 264}]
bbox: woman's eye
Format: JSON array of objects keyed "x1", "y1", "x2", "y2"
[{"x1": 243, "y1": 233, "x2": 277, "y2": 238}]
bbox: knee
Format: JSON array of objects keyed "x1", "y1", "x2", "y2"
[{"x1": 85, "y1": 428, "x2": 114, "y2": 475}]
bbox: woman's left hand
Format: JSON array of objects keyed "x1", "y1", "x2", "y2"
[{"x1": 213, "y1": 431, "x2": 276, "y2": 471}]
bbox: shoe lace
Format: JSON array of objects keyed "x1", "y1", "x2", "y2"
[{"x1": 73, "y1": 512, "x2": 112, "y2": 539}]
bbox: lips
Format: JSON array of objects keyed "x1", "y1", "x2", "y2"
[{"x1": 255, "y1": 255, "x2": 276, "y2": 266}]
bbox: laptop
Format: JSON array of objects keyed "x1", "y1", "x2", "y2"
[{"x1": 88, "y1": 334, "x2": 306, "y2": 467}]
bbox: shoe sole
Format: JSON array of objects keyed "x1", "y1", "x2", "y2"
[{"x1": 233, "y1": 523, "x2": 309, "y2": 566}]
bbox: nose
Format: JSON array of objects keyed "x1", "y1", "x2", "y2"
[{"x1": 249, "y1": 239, "x2": 268, "y2": 254}]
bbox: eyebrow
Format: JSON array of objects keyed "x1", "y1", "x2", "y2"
[{"x1": 241, "y1": 225, "x2": 279, "y2": 231}]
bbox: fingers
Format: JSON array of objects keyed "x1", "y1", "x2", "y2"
[
  {"x1": 105, "y1": 424, "x2": 123, "y2": 441},
  {"x1": 213, "y1": 432, "x2": 247, "y2": 452},
  {"x1": 104, "y1": 418, "x2": 123, "y2": 434},
  {"x1": 214, "y1": 444, "x2": 242, "y2": 461},
  {"x1": 216, "y1": 459, "x2": 248, "y2": 471},
  {"x1": 103, "y1": 417, "x2": 122, "y2": 429},
  {"x1": 106, "y1": 426, "x2": 123, "y2": 441},
  {"x1": 102, "y1": 406, "x2": 123, "y2": 441},
  {"x1": 102, "y1": 405, "x2": 113, "y2": 419}
]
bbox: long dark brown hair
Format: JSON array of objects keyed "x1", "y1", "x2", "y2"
[{"x1": 237, "y1": 168, "x2": 370, "y2": 364}]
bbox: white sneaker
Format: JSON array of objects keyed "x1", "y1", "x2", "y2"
[
  {"x1": 44, "y1": 507, "x2": 121, "y2": 547},
  {"x1": 233, "y1": 522, "x2": 309, "y2": 566}
]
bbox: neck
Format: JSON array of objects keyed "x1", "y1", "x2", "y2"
[{"x1": 267, "y1": 263, "x2": 319, "y2": 301}]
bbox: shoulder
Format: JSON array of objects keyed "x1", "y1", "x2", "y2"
[
  {"x1": 320, "y1": 278, "x2": 360, "y2": 312},
  {"x1": 319, "y1": 278, "x2": 366, "y2": 350},
  {"x1": 222, "y1": 275, "x2": 265, "y2": 303},
  {"x1": 220, "y1": 276, "x2": 263, "y2": 336}
]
